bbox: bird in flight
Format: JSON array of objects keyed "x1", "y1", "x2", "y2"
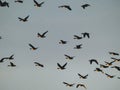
[
  {"x1": 58, "y1": 5, "x2": 72, "y2": 11},
  {"x1": 8, "y1": 62, "x2": 16, "y2": 67},
  {"x1": 76, "y1": 83, "x2": 87, "y2": 89},
  {"x1": 109, "y1": 52, "x2": 119, "y2": 56},
  {"x1": 74, "y1": 44, "x2": 82, "y2": 49},
  {"x1": 89, "y1": 59, "x2": 99, "y2": 65},
  {"x1": 81, "y1": 4, "x2": 90, "y2": 9},
  {"x1": 0, "y1": 0, "x2": 9, "y2": 7},
  {"x1": 105, "y1": 73, "x2": 115, "y2": 78},
  {"x1": 8, "y1": 54, "x2": 14, "y2": 60},
  {"x1": 104, "y1": 61, "x2": 115, "y2": 66},
  {"x1": 94, "y1": 68, "x2": 104, "y2": 74},
  {"x1": 111, "y1": 57, "x2": 120, "y2": 62},
  {"x1": 63, "y1": 82, "x2": 75, "y2": 87},
  {"x1": 33, "y1": 0, "x2": 44, "y2": 7},
  {"x1": 100, "y1": 64, "x2": 109, "y2": 68},
  {"x1": 34, "y1": 62, "x2": 44, "y2": 67},
  {"x1": 111, "y1": 66, "x2": 120, "y2": 71},
  {"x1": 29, "y1": 43, "x2": 38, "y2": 50},
  {"x1": 78, "y1": 73, "x2": 88, "y2": 79},
  {"x1": 59, "y1": 40, "x2": 67, "y2": 44},
  {"x1": 14, "y1": 0, "x2": 23, "y2": 3},
  {"x1": 57, "y1": 62, "x2": 67, "y2": 70},
  {"x1": 18, "y1": 15, "x2": 29, "y2": 22},
  {"x1": 37, "y1": 31, "x2": 48, "y2": 38},
  {"x1": 81, "y1": 32, "x2": 90, "y2": 38},
  {"x1": 64, "y1": 54, "x2": 75, "y2": 60},
  {"x1": 73, "y1": 35, "x2": 82, "y2": 40}
]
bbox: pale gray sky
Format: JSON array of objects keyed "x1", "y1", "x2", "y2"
[{"x1": 0, "y1": 0, "x2": 120, "y2": 90}]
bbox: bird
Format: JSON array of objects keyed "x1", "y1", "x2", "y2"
[
  {"x1": 76, "y1": 84, "x2": 87, "y2": 89},
  {"x1": 81, "y1": 32, "x2": 90, "y2": 38},
  {"x1": 0, "y1": 0, "x2": 9, "y2": 7},
  {"x1": 57, "y1": 62, "x2": 67, "y2": 70},
  {"x1": 29, "y1": 43, "x2": 38, "y2": 50},
  {"x1": 8, "y1": 62, "x2": 16, "y2": 67},
  {"x1": 100, "y1": 64, "x2": 109, "y2": 68},
  {"x1": 89, "y1": 59, "x2": 99, "y2": 65},
  {"x1": 94, "y1": 68, "x2": 104, "y2": 73},
  {"x1": 59, "y1": 40, "x2": 67, "y2": 44},
  {"x1": 81, "y1": 4, "x2": 90, "y2": 9},
  {"x1": 64, "y1": 54, "x2": 75, "y2": 60},
  {"x1": 105, "y1": 73, "x2": 115, "y2": 78},
  {"x1": 63, "y1": 82, "x2": 75, "y2": 87},
  {"x1": 111, "y1": 57, "x2": 120, "y2": 62},
  {"x1": 34, "y1": 62, "x2": 44, "y2": 67},
  {"x1": 18, "y1": 15, "x2": 29, "y2": 22},
  {"x1": 78, "y1": 73, "x2": 88, "y2": 79},
  {"x1": 74, "y1": 44, "x2": 82, "y2": 49},
  {"x1": 58, "y1": 5, "x2": 72, "y2": 11},
  {"x1": 37, "y1": 31, "x2": 48, "y2": 38},
  {"x1": 0, "y1": 57, "x2": 8, "y2": 63},
  {"x1": 109, "y1": 52, "x2": 119, "y2": 56},
  {"x1": 8, "y1": 54, "x2": 14, "y2": 60},
  {"x1": 33, "y1": 0, "x2": 44, "y2": 7},
  {"x1": 73, "y1": 35, "x2": 82, "y2": 40},
  {"x1": 111, "y1": 66, "x2": 120, "y2": 71},
  {"x1": 104, "y1": 61, "x2": 115, "y2": 66},
  {"x1": 14, "y1": 0, "x2": 23, "y2": 3}
]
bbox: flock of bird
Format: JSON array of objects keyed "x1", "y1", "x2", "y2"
[{"x1": 0, "y1": 0, "x2": 120, "y2": 90}]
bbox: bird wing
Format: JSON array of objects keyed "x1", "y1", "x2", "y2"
[
  {"x1": 33, "y1": 0, "x2": 39, "y2": 5},
  {"x1": 63, "y1": 82, "x2": 68, "y2": 85},
  {"x1": 57, "y1": 63, "x2": 62, "y2": 68},
  {"x1": 42, "y1": 31, "x2": 48, "y2": 36},
  {"x1": 34, "y1": 62, "x2": 44, "y2": 67},
  {"x1": 66, "y1": 6, "x2": 71, "y2": 10},
  {"x1": 39, "y1": 1, "x2": 44, "y2": 6},
  {"x1": 64, "y1": 54, "x2": 70, "y2": 58},
  {"x1": 29, "y1": 44, "x2": 35, "y2": 49},
  {"x1": 24, "y1": 15, "x2": 29, "y2": 20},
  {"x1": 62, "y1": 62, "x2": 67, "y2": 68},
  {"x1": 18, "y1": 17, "x2": 23, "y2": 21}
]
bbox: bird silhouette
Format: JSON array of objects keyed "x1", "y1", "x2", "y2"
[
  {"x1": 111, "y1": 66, "x2": 120, "y2": 71},
  {"x1": 94, "y1": 68, "x2": 104, "y2": 73},
  {"x1": 57, "y1": 62, "x2": 67, "y2": 70},
  {"x1": 81, "y1": 4, "x2": 90, "y2": 9},
  {"x1": 37, "y1": 31, "x2": 48, "y2": 38},
  {"x1": 89, "y1": 59, "x2": 99, "y2": 65},
  {"x1": 76, "y1": 84, "x2": 87, "y2": 89},
  {"x1": 59, "y1": 40, "x2": 67, "y2": 44},
  {"x1": 14, "y1": 0, "x2": 23, "y2": 3},
  {"x1": 111, "y1": 57, "x2": 120, "y2": 62},
  {"x1": 64, "y1": 54, "x2": 74, "y2": 60},
  {"x1": 74, "y1": 44, "x2": 82, "y2": 49},
  {"x1": 109, "y1": 52, "x2": 119, "y2": 56},
  {"x1": 0, "y1": 57, "x2": 8, "y2": 63},
  {"x1": 78, "y1": 73, "x2": 88, "y2": 79},
  {"x1": 104, "y1": 61, "x2": 115, "y2": 66},
  {"x1": 33, "y1": 0, "x2": 44, "y2": 7},
  {"x1": 58, "y1": 5, "x2": 72, "y2": 11},
  {"x1": 29, "y1": 43, "x2": 38, "y2": 50},
  {"x1": 0, "y1": 0, "x2": 9, "y2": 7},
  {"x1": 100, "y1": 64, "x2": 109, "y2": 68},
  {"x1": 8, "y1": 62, "x2": 16, "y2": 67},
  {"x1": 105, "y1": 73, "x2": 115, "y2": 78},
  {"x1": 81, "y1": 32, "x2": 90, "y2": 38},
  {"x1": 8, "y1": 54, "x2": 14, "y2": 60},
  {"x1": 34, "y1": 62, "x2": 44, "y2": 67},
  {"x1": 63, "y1": 82, "x2": 75, "y2": 87},
  {"x1": 18, "y1": 15, "x2": 29, "y2": 22},
  {"x1": 73, "y1": 35, "x2": 82, "y2": 40}
]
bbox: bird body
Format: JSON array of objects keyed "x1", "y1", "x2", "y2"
[
  {"x1": 74, "y1": 44, "x2": 82, "y2": 49},
  {"x1": 100, "y1": 64, "x2": 109, "y2": 68},
  {"x1": 14, "y1": 0, "x2": 23, "y2": 3},
  {"x1": 0, "y1": 0, "x2": 9, "y2": 7},
  {"x1": 57, "y1": 62, "x2": 67, "y2": 70},
  {"x1": 34, "y1": 62, "x2": 44, "y2": 67},
  {"x1": 18, "y1": 15, "x2": 29, "y2": 22},
  {"x1": 94, "y1": 68, "x2": 104, "y2": 73},
  {"x1": 58, "y1": 5, "x2": 72, "y2": 11},
  {"x1": 8, "y1": 62, "x2": 16, "y2": 67},
  {"x1": 37, "y1": 31, "x2": 48, "y2": 38},
  {"x1": 82, "y1": 32, "x2": 90, "y2": 38}
]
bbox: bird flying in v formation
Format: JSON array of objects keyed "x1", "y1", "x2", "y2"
[
  {"x1": 18, "y1": 15, "x2": 29, "y2": 22},
  {"x1": 33, "y1": 0, "x2": 44, "y2": 7}
]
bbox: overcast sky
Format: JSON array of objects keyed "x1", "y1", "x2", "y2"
[{"x1": 0, "y1": 0, "x2": 120, "y2": 90}]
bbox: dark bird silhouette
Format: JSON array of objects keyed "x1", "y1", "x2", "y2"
[
  {"x1": 94, "y1": 68, "x2": 104, "y2": 73},
  {"x1": 8, "y1": 54, "x2": 14, "y2": 60},
  {"x1": 105, "y1": 73, "x2": 115, "y2": 78},
  {"x1": 78, "y1": 73, "x2": 88, "y2": 79},
  {"x1": 29, "y1": 43, "x2": 38, "y2": 50},
  {"x1": 63, "y1": 82, "x2": 75, "y2": 87},
  {"x1": 57, "y1": 62, "x2": 67, "y2": 70},
  {"x1": 109, "y1": 52, "x2": 119, "y2": 56},
  {"x1": 81, "y1": 4, "x2": 90, "y2": 9},
  {"x1": 58, "y1": 5, "x2": 72, "y2": 11},
  {"x1": 111, "y1": 66, "x2": 120, "y2": 71},
  {"x1": 0, "y1": 57, "x2": 8, "y2": 63},
  {"x1": 64, "y1": 54, "x2": 74, "y2": 60},
  {"x1": 18, "y1": 15, "x2": 29, "y2": 22},
  {"x1": 104, "y1": 61, "x2": 115, "y2": 66},
  {"x1": 76, "y1": 84, "x2": 87, "y2": 89},
  {"x1": 8, "y1": 62, "x2": 16, "y2": 67},
  {"x1": 0, "y1": 0, "x2": 9, "y2": 7},
  {"x1": 34, "y1": 62, "x2": 44, "y2": 67},
  {"x1": 81, "y1": 32, "x2": 90, "y2": 38},
  {"x1": 37, "y1": 31, "x2": 48, "y2": 38},
  {"x1": 89, "y1": 59, "x2": 99, "y2": 65},
  {"x1": 59, "y1": 40, "x2": 67, "y2": 44},
  {"x1": 100, "y1": 64, "x2": 109, "y2": 68},
  {"x1": 74, "y1": 44, "x2": 82, "y2": 49},
  {"x1": 14, "y1": 0, "x2": 23, "y2": 3},
  {"x1": 118, "y1": 77, "x2": 120, "y2": 79},
  {"x1": 111, "y1": 57, "x2": 120, "y2": 62},
  {"x1": 73, "y1": 35, "x2": 82, "y2": 40},
  {"x1": 33, "y1": 0, "x2": 44, "y2": 7}
]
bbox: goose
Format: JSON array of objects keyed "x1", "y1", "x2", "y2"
[
  {"x1": 57, "y1": 62, "x2": 67, "y2": 70},
  {"x1": 81, "y1": 4, "x2": 90, "y2": 9},
  {"x1": 29, "y1": 43, "x2": 38, "y2": 50},
  {"x1": 33, "y1": 0, "x2": 44, "y2": 7},
  {"x1": 18, "y1": 15, "x2": 29, "y2": 22},
  {"x1": 37, "y1": 31, "x2": 48, "y2": 38},
  {"x1": 78, "y1": 73, "x2": 88, "y2": 79},
  {"x1": 58, "y1": 5, "x2": 72, "y2": 11}
]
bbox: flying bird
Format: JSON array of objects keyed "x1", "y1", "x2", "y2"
[
  {"x1": 73, "y1": 35, "x2": 82, "y2": 40},
  {"x1": 94, "y1": 68, "x2": 104, "y2": 73},
  {"x1": 81, "y1": 4, "x2": 90, "y2": 9},
  {"x1": 0, "y1": 0, "x2": 9, "y2": 7},
  {"x1": 34, "y1": 62, "x2": 44, "y2": 67},
  {"x1": 63, "y1": 82, "x2": 75, "y2": 87},
  {"x1": 111, "y1": 66, "x2": 120, "y2": 71},
  {"x1": 59, "y1": 40, "x2": 67, "y2": 44},
  {"x1": 37, "y1": 31, "x2": 48, "y2": 38},
  {"x1": 18, "y1": 15, "x2": 29, "y2": 22},
  {"x1": 105, "y1": 73, "x2": 115, "y2": 78},
  {"x1": 78, "y1": 73, "x2": 88, "y2": 79},
  {"x1": 14, "y1": 0, "x2": 23, "y2": 3},
  {"x1": 57, "y1": 62, "x2": 67, "y2": 70},
  {"x1": 89, "y1": 59, "x2": 99, "y2": 65},
  {"x1": 109, "y1": 52, "x2": 119, "y2": 56},
  {"x1": 100, "y1": 64, "x2": 109, "y2": 68},
  {"x1": 33, "y1": 0, "x2": 44, "y2": 7},
  {"x1": 104, "y1": 61, "x2": 115, "y2": 66},
  {"x1": 8, "y1": 62, "x2": 16, "y2": 67},
  {"x1": 58, "y1": 5, "x2": 72, "y2": 11},
  {"x1": 111, "y1": 57, "x2": 120, "y2": 62},
  {"x1": 81, "y1": 32, "x2": 90, "y2": 38},
  {"x1": 29, "y1": 43, "x2": 38, "y2": 50},
  {"x1": 74, "y1": 44, "x2": 82, "y2": 49},
  {"x1": 76, "y1": 84, "x2": 87, "y2": 89},
  {"x1": 0, "y1": 57, "x2": 8, "y2": 63},
  {"x1": 8, "y1": 54, "x2": 14, "y2": 60},
  {"x1": 64, "y1": 54, "x2": 74, "y2": 60}
]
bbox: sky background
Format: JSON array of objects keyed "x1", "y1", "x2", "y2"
[{"x1": 0, "y1": 0, "x2": 120, "y2": 90}]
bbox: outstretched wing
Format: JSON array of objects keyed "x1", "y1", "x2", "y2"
[
  {"x1": 33, "y1": 0, "x2": 39, "y2": 5},
  {"x1": 24, "y1": 15, "x2": 29, "y2": 20},
  {"x1": 42, "y1": 31, "x2": 48, "y2": 36},
  {"x1": 62, "y1": 62, "x2": 67, "y2": 68},
  {"x1": 29, "y1": 43, "x2": 35, "y2": 48},
  {"x1": 57, "y1": 63, "x2": 62, "y2": 68}
]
